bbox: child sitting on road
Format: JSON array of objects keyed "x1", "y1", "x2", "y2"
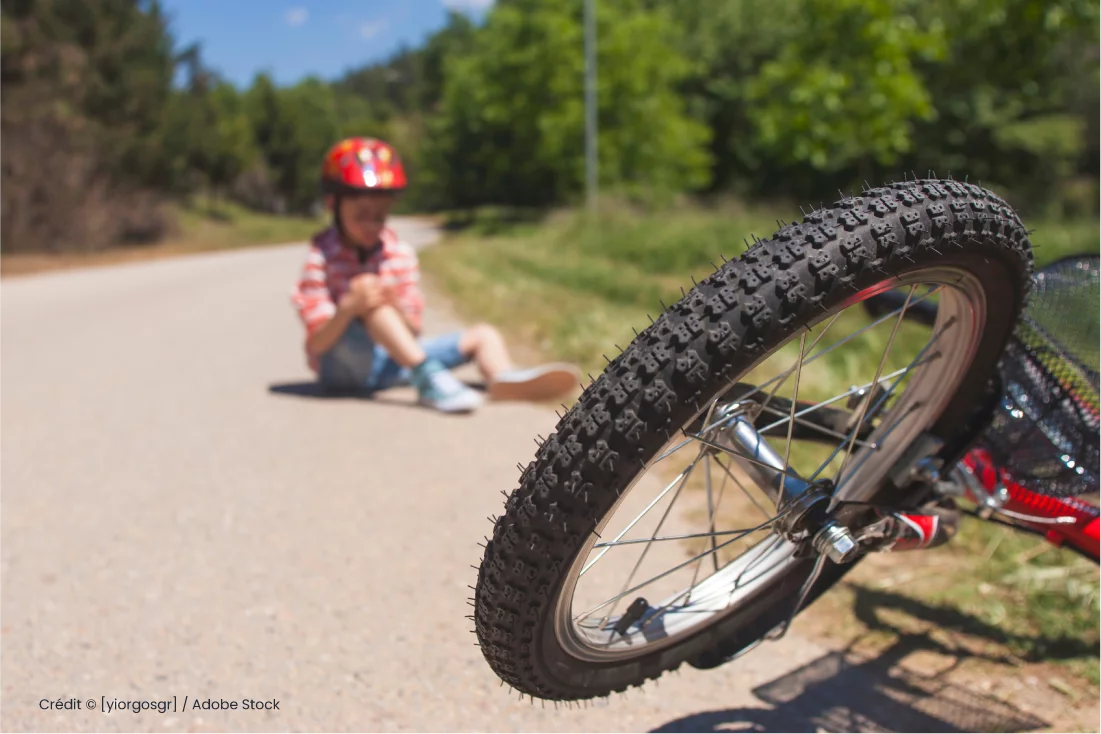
[{"x1": 290, "y1": 136, "x2": 580, "y2": 413}]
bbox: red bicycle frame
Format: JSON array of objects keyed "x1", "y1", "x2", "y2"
[{"x1": 960, "y1": 448, "x2": 1100, "y2": 562}]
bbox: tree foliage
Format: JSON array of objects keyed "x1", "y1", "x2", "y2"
[
  {"x1": 423, "y1": 0, "x2": 711, "y2": 208},
  {"x1": 2, "y1": 0, "x2": 1097, "y2": 252},
  {"x1": 745, "y1": 0, "x2": 946, "y2": 172}
]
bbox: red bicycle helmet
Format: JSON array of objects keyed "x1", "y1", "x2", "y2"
[{"x1": 320, "y1": 137, "x2": 407, "y2": 195}]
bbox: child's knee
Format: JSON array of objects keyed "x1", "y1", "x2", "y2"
[
  {"x1": 477, "y1": 322, "x2": 503, "y2": 340},
  {"x1": 464, "y1": 323, "x2": 500, "y2": 349}
]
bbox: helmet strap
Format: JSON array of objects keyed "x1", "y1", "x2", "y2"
[{"x1": 332, "y1": 194, "x2": 346, "y2": 238}]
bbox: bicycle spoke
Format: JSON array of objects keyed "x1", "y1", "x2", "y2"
[
  {"x1": 705, "y1": 454, "x2": 719, "y2": 573},
  {"x1": 653, "y1": 409, "x2": 741, "y2": 464},
  {"x1": 592, "y1": 524, "x2": 772, "y2": 548},
  {"x1": 687, "y1": 405, "x2": 724, "y2": 582},
  {"x1": 764, "y1": 552, "x2": 829, "y2": 641},
  {"x1": 724, "y1": 286, "x2": 945, "y2": 406},
  {"x1": 652, "y1": 290, "x2": 942, "y2": 467},
  {"x1": 574, "y1": 512, "x2": 788, "y2": 624},
  {"x1": 580, "y1": 463, "x2": 694, "y2": 576},
  {"x1": 712, "y1": 454, "x2": 773, "y2": 522},
  {"x1": 754, "y1": 313, "x2": 841, "y2": 419},
  {"x1": 645, "y1": 530, "x2": 787, "y2": 632},
  {"x1": 754, "y1": 358, "x2": 941, "y2": 435},
  {"x1": 778, "y1": 332, "x2": 807, "y2": 504},
  {"x1": 833, "y1": 402, "x2": 921, "y2": 494},
  {"x1": 756, "y1": 407, "x2": 877, "y2": 449},
  {"x1": 595, "y1": 444, "x2": 706, "y2": 626},
  {"x1": 808, "y1": 315, "x2": 953, "y2": 482},
  {"x1": 653, "y1": 436, "x2": 698, "y2": 465},
  {"x1": 835, "y1": 285, "x2": 916, "y2": 478},
  {"x1": 728, "y1": 533, "x2": 788, "y2": 602},
  {"x1": 687, "y1": 431, "x2": 806, "y2": 485},
  {"x1": 683, "y1": 454, "x2": 730, "y2": 603}
]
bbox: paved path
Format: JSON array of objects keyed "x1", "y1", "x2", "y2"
[{"x1": 0, "y1": 219, "x2": 1053, "y2": 732}]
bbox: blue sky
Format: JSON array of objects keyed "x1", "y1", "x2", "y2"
[{"x1": 160, "y1": 0, "x2": 492, "y2": 88}]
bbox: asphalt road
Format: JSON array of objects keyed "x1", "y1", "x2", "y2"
[{"x1": 0, "y1": 219, "x2": 1045, "y2": 733}]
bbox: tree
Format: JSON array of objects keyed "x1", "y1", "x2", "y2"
[
  {"x1": 417, "y1": 11, "x2": 477, "y2": 112},
  {"x1": 904, "y1": 0, "x2": 1100, "y2": 208},
  {"x1": 1, "y1": 0, "x2": 180, "y2": 251},
  {"x1": 652, "y1": 0, "x2": 805, "y2": 195},
  {"x1": 744, "y1": 0, "x2": 945, "y2": 175},
  {"x1": 207, "y1": 82, "x2": 258, "y2": 199},
  {"x1": 268, "y1": 79, "x2": 342, "y2": 212},
  {"x1": 426, "y1": 0, "x2": 711, "y2": 208}
]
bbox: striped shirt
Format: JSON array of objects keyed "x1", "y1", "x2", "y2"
[{"x1": 290, "y1": 226, "x2": 425, "y2": 370}]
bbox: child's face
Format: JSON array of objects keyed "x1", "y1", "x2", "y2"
[{"x1": 334, "y1": 194, "x2": 395, "y2": 247}]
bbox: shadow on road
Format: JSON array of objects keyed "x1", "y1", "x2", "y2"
[
  {"x1": 267, "y1": 380, "x2": 488, "y2": 401},
  {"x1": 268, "y1": 381, "x2": 341, "y2": 398},
  {"x1": 653, "y1": 586, "x2": 1060, "y2": 733}
]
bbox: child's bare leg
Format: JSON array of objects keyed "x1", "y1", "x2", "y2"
[
  {"x1": 362, "y1": 305, "x2": 427, "y2": 367},
  {"x1": 361, "y1": 304, "x2": 481, "y2": 411},
  {"x1": 460, "y1": 323, "x2": 514, "y2": 380},
  {"x1": 459, "y1": 322, "x2": 580, "y2": 402}
]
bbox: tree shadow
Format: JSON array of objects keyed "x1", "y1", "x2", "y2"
[
  {"x1": 849, "y1": 584, "x2": 1096, "y2": 663},
  {"x1": 653, "y1": 586, "x2": 1064, "y2": 733}
]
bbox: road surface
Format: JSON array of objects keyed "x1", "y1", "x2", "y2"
[{"x1": 0, "y1": 219, "x2": 1051, "y2": 732}]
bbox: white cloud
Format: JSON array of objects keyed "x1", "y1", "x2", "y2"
[
  {"x1": 360, "y1": 20, "x2": 388, "y2": 39},
  {"x1": 285, "y1": 7, "x2": 308, "y2": 27},
  {"x1": 442, "y1": 0, "x2": 494, "y2": 10}
]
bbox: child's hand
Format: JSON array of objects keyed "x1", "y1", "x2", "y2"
[{"x1": 341, "y1": 274, "x2": 390, "y2": 314}]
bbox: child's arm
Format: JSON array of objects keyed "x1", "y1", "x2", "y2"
[
  {"x1": 387, "y1": 243, "x2": 426, "y2": 335},
  {"x1": 305, "y1": 305, "x2": 357, "y2": 358},
  {"x1": 292, "y1": 246, "x2": 353, "y2": 358}
]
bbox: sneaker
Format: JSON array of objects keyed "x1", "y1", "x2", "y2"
[
  {"x1": 488, "y1": 363, "x2": 581, "y2": 402},
  {"x1": 411, "y1": 359, "x2": 483, "y2": 413}
]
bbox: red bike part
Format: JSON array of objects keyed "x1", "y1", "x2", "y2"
[
  {"x1": 874, "y1": 507, "x2": 960, "y2": 552},
  {"x1": 891, "y1": 512, "x2": 944, "y2": 551},
  {"x1": 963, "y1": 448, "x2": 1100, "y2": 561}
]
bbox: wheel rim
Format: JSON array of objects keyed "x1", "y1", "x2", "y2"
[{"x1": 553, "y1": 268, "x2": 987, "y2": 662}]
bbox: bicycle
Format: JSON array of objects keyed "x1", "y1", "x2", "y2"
[{"x1": 471, "y1": 178, "x2": 1099, "y2": 701}]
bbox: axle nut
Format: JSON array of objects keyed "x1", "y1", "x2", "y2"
[{"x1": 813, "y1": 523, "x2": 860, "y2": 564}]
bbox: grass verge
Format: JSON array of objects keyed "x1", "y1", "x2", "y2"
[
  {"x1": 421, "y1": 200, "x2": 1100, "y2": 692},
  {"x1": 421, "y1": 201, "x2": 1099, "y2": 375},
  {"x1": 1, "y1": 199, "x2": 326, "y2": 278},
  {"x1": 420, "y1": 202, "x2": 784, "y2": 376}
]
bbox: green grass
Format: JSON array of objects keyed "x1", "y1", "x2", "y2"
[
  {"x1": 424, "y1": 201, "x2": 1099, "y2": 374},
  {"x1": 805, "y1": 516, "x2": 1101, "y2": 701},
  {"x1": 173, "y1": 199, "x2": 327, "y2": 250},
  {"x1": 422, "y1": 202, "x2": 788, "y2": 375},
  {"x1": 944, "y1": 518, "x2": 1100, "y2": 684},
  {"x1": 422, "y1": 198, "x2": 1100, "y2": 686}
]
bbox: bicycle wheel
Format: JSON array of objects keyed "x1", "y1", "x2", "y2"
[{"x1": 473, "y1": 179, "x2": 1034, "y2": 701}]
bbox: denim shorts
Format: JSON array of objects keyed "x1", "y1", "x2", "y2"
[{"x1": 318, "y1": 320, "x2": 470, "y2": 394}]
